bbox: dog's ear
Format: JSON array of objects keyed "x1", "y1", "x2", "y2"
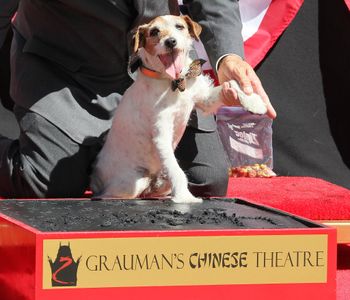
[
  {"x1": 181, "y1": 15, "x2": 202, "y2": 41},
  {"x1": 132, "y1": 24, "x2": 148, "y2": 53}
]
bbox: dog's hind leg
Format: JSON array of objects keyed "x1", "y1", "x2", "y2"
[
  {"x1": 142, "y1": 172, "x2": 171, "y2": 198},
  {"x1": 93, "y1": 170, "x2": 151, "y2": 199}
]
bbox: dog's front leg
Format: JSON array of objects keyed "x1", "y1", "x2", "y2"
[
  {"x1": 193, "y1": 76, "x2": 267, "y2": 115},
  {"x1": 152, "y1": 117, "x2": 202, "y2": 204},
  {"x1": 194, "y1": 83, "x2": 224, "y2": 115}
]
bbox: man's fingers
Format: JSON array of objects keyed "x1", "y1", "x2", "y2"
[
  {"x1": 217, "y1": 54, "x2": 276, "y2": 117},
  {"x1": 218, "y1": 56, "x2": 253, "y2": 95},
  {"x1": 248, "y1": 70, "x2": 277, "y2": 119},
  {"x1": 221, "y1": 82, "x2": 239, "y2": 106},
  {"x1": 234, "y1": 67, "x2": 253, "y2": 95}
]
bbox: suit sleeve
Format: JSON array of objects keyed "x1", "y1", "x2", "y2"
[
  {"x1": 183, "y1": 0, "x2": 244, "y2": 70},
  {"x1": 0, "y1": 0, "x2": 19, "y2": 48}
]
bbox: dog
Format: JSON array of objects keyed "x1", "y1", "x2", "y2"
[{"x1": 90, "y1": 15, "x2": 266, "y2": 203}]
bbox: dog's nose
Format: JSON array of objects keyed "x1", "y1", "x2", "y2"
[{"x1": 165, "y1": 37, "x2": 177, "y2": 49}]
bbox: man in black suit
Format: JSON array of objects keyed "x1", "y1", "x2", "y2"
[{"x1": 0, "y1": 0, "x2": 274, "y2": 198}]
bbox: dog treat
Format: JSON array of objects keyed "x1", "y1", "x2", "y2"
[
  {"x1": 229, "y1": 164, "x2": 276, "y2": 178},
  {"x1": 229, "y1": 80, "x2": 267, "y2": 115}
]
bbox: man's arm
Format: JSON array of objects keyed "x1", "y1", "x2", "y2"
[
  {"x1": 0, "y1": 0, "x2": 19, "y2": 48},
  {"x1": 183, "y1": 0, "x2": 244, "y2": 69},
  {"x1": 184, "y1": 0, "x2": 276, "y2": 119},
  {"x1": 0, "y1": 0, "x2": 18, "y2": 110}
]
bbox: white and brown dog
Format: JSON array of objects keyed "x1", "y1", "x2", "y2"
[{"x1": 91, "y1": 15, "x2": 266, "y2": 203}]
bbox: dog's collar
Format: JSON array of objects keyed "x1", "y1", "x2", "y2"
[
  {"x1": 139, "y1": 59, "x2": 206, "y2": 92},
  {"x1": 139, "y1": 66, "x2": 163, "y2": 79}
]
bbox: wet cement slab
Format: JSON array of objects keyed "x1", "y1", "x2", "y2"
[{"x1": 0, "y1": 198, "x2": 317, "y2": 232}]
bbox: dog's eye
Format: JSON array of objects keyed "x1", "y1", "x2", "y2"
[
  {"x1": 175, "y1": 24, "x2": 185, "y2": 30},
  {"x1": 150, "y1": 28, "x2": 160, "y2": 37}
]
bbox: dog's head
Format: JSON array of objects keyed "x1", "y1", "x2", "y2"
[{"x1": 132, "y1": 15, "x2": 202, "y2": 80}]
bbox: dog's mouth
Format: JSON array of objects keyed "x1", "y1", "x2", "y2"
[{"x1": 158, "y1": 50, "x2": 185, "y2": 80}]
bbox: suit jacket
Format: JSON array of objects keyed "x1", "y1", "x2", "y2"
[{"x1": 1, "y1": 0, "x2": 244, "y2": 144}]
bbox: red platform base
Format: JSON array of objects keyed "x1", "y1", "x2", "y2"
[{"x1": 0, "y1": 198, "x2": 337, "y2": 300}]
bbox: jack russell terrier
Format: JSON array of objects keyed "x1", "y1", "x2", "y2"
[{"x1": 90, "y1": 15, "x2": 267, "y2": 203}]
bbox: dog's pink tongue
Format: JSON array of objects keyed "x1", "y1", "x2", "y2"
[{"x1": 159, "y1": 52, "x2": 183, "y2": 79}]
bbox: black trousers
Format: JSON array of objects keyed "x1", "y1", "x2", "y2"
[{"x1": 0, "y1": 106, "x2": 229, "y2": 198}]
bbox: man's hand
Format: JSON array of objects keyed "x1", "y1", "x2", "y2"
[{"x1": 217, "y1": 54, "x2": 277, "y2": 119}]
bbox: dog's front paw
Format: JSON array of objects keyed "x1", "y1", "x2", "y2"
[
  {"x1": 172, "y1": 192, "x2": 203, "y2": 204},
  {"x1": 229, "y1": 80, "x2": 267, "y2": 115}
]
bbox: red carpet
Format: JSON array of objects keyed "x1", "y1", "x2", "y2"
[
  {"x1": 227, "y1": 176, "x2": 350, "y2": 300},
  {"x1": 227, "y1": 176, "x2": 350, "y2": 220}
]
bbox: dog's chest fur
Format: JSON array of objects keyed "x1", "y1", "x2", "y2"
[
  {"x1": 91, "y1": 71, "x2": 202, "y2": 196},
  {"x1": 129, "y1": 73, "x2": 196, "y2": 148}
]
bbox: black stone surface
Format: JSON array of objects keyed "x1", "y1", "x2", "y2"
[{"x1": 0, "y1": 198, "x2": 318, "y2": 232}]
